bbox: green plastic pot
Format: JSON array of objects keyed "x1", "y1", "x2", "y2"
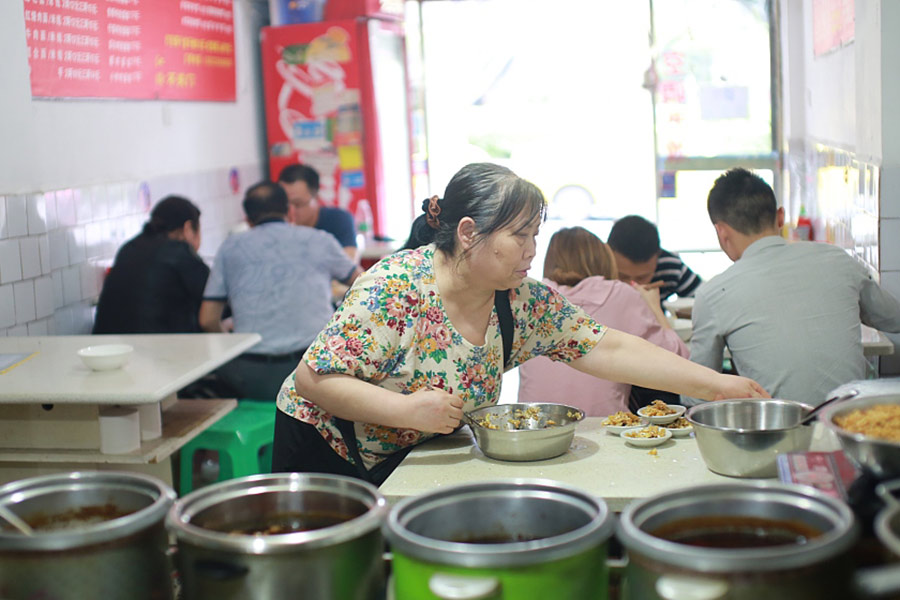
[{"x1": 385, "y1": 479, "x2": 614, "y2": 600}]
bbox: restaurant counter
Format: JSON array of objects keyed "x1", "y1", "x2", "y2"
[{"x1": 380, "y1": 417, "x2": 843, "y2": 511}]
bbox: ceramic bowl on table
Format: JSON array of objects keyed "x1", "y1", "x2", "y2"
[
  {"x1": 637, "y1": 403, "x2": 686, "y2": 425},
  {"x1": 600, "y1": 411, "x2": 642, "y2": 436},
  {"x1": 664, "y1": 418, "x2": 694, "y2": 438},
  {"x1": 77, "y1": 344, "x2": 133, "y2": 371},
  {"x1": 464, "y1": 403, "x2": 584, "y2": 461},
  {"x1": 687, "y1": 399, "x2": 815, "y2": 478},
  {"x1": 621, "y1": 426, "x2": 672, "y2": 448}
]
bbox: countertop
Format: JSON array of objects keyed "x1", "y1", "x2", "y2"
[
  {"x1": 380, "y1": 417, "x2": 843, "y2": 511},
  {"x1": 0, "y1": 333, "x2": 261, "y2": 404}
]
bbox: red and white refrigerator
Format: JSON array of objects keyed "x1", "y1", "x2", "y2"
[{"x1": 260, "y1": 14, "x2": 416, "y2": 242}]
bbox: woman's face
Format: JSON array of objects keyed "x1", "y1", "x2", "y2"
[
  {"x1": 184, "y1": 221, "x2": 202, "y2": 252},
  {"x1": 470, "y1": 213, "x2": 540, "y2": 289}
]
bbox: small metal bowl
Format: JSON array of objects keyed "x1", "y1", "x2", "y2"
[
  {"x1": 464, "y1": 403, "x2": 584, "y2": 462},
  {"x1": 687, "y1": 399, "x2": 814, "y2": 478},
  {"x1": 818, "y1": 393, "x2": 900, "y2": 480}
]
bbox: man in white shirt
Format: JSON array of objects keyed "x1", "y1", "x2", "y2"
[{"x1": 684, "y1": 168, "x2": 900, "y2": 406}]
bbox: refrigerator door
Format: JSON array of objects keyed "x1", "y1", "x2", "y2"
[{"x1": 365, "y1": 19, "x2": 414, "y2": 242}]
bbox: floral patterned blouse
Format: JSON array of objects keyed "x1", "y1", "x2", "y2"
[{"x1": 276, "y1": 245, "x2": 607, "y2": 468}]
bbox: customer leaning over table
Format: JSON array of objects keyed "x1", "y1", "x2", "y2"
[
  {"x1": 607, "y1": 214, "x2": 701, "y2": 303},
  {"x1": 199, "y1": 181, "x2": 362, "y2": 401},
  {"x1": 271, "y1": 162, "x2": 768, "y2": 485},
  {"x1": 684, "y1": 167, "x2": 900, "y2": 407},
  {"x1": 517, "y1": 226, "x2": 689, "y2": 416}
]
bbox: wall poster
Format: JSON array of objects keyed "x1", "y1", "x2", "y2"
[{"x1": 23, "y1": 0, "x2": 236, "y2": 100}]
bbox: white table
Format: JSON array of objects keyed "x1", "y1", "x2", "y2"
[
  {"x1": 0, "y1": 333, "x2": 261, "y2": 486},
  {"x1": 380, "y1": 418, "x2": 842, "y2": 511}
]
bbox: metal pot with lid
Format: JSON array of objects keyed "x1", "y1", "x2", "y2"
[
  {"x1": 385, "y1": 479, "x2": 615, "y2": 600},
  {"x1": 167, "y1": 472, "x2": 387, "y2": 600},
  {"x1": 0, "y1": 470, "x2": 177, "y2": 600},
  {"x1": 616, "y1": 482, "x2": 860, "y2": 600}
]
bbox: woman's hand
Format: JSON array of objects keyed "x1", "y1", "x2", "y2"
[
  {"x1": 403, "y1": 389, "x2": 464, "y2": 434},
  {"x1": 631, "y1": 282, "x2": 671, "y2": 329},
  {"x1": 712, "y1": 374, "x2": 770, "y2": 401}
]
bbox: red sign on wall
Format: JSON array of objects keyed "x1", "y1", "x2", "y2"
[{"x1": 23, "y1": 0, "x2": 236, "y2": 101}]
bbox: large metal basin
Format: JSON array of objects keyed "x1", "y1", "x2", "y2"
[
  {"x1": 465, "y1": 403, "x2": 584, "y2": 461},
  {"x1": 687, "y1": 399, "x2": 814, "y2": 478}
]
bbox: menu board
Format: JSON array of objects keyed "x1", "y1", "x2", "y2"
[{"x1": 23, "y1": 0, "x2": 236, "y2": 101}]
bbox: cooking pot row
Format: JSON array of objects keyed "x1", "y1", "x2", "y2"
[{"x1": 2, "y1": 471, "x2": 900, "y2": 600}]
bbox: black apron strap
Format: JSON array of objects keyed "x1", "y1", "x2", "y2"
[
  {"x1": 335, "y1": 417, "x2": 414, "y2": 486},
  {"x1": 494, "y1": 289, "x2": 513, "y2": 368}
]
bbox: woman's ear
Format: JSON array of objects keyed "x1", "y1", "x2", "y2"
[{"x1": 457, "y1": 217, "x2": 477, "y2": 249}]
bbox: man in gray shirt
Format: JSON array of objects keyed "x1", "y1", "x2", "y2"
[
  {"x1": 684, "y1": 168, "x2": 900, "y2": 406},
  {"x1": 200, "y1": 181, "x2": 362, "y2": 400}
]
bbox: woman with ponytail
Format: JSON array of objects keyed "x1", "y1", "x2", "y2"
[
  {"x1": 93, "y1": 195, "x2": 209, "y2": 334},
  {"x1": 272, "y1": 163, "x2": 768, "y2": 484}
]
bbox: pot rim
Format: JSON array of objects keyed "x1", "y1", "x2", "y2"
[
  {"x1": 0, "y1": 470, "x2": 175, "y2": 551},
  {"x1": 166, "y1": 473, "x2": 386, "y2": 554},
  {"x1": 818, "y1": 394, "x2": 900, "y2": 447},
  {"x1": 687, "y1": 399, "x2": 815, "y2": 434},
  {"x1": 384, "y1": 478, "x2": 614, "y2": 568},
  {"x1": 616, "y1": 481, "x2": 859, "y2": 573}
]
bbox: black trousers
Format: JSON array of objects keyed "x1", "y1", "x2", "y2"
[
  {"x1": 271, "y1": 408, "x2": 360, "y2": 479},
  {"x1": 271, "y1": 409, "x2": 413, "y2": 486}
]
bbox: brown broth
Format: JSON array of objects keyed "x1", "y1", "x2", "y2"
[
  {"x1": 650, "y1": 516, "x2": 822, "y2": 549},
  {"x1": 226, "y1": 511, "x2": 355, "y2": 535},
  {"x1": 26, "y1": 503, "x2": 131, "y2": 532}
]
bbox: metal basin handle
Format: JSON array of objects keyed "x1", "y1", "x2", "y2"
[
  {"x1": 801, "y1": 389, "x2": 859, "y2": 426},
  {"x1": 429, "y1": 573, "x2": 501, "y2": 600},
  {"x1": 655, "y1": 575, "x2": 730, "y2": 600}
]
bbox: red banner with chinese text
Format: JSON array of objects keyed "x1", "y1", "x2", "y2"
[{"x1": 24, "y1": 0, "x2": 236, "y2": 101}]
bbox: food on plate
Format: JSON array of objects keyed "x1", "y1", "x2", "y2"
[
  {"x1": 649, "y1": 448, "x2": 659, "y2": 457},
  {"x1": 624, "y1": 425, "x2": 668, "y2": 439},
  {"x1": 834, "y1": 404, "x2": 900, "y2": 442},
  {"x1": 641, "y1": 400, "x2": 677, "y2": 417},
  {"x1": 666, "y1": 417, "x2": 691, "y2": 430},
  {"x1": 602, "y1": 411, "x2": 641, "y2": 427}
]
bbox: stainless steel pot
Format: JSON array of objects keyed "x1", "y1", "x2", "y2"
[
  {"x1": 616, "y1": 482, "x2": 859, "y2": 600},
  {"x1": 0, "y1": 470, "x2": 176, "y2": 600},
  {"x1": 167, "y1": 473, "x2": 386, "y2": 600},
  {"x1": 687, "y1": 399, "x2": 815, "y2": 477},
  {"x1": 818, "y1": 392, "x2": 900, "y2": 479},
  {"x1": 385, "y1": 479, "x2": 614, "y2": 599}
]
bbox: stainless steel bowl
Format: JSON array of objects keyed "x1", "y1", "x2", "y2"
[
  {"x1": 687, "y1": 399, "x2": 815, "y2": 478},
  {"x1": 818, "y1": 393, "x2": 900, "y2": 479},
  {"x1": 464, "y1": 403, "x2": 584, "y2": 461}
]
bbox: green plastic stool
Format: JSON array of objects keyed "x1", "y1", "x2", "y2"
[{"x1": 178, "y1": 400, "x2": 276, "y2": 495}]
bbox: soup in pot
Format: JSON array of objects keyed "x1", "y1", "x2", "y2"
[{"x1": 650, "y1": 516, "x2": 822, "y2": 549}]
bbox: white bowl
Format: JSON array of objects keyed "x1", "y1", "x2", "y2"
[
  {"x1": 666, "y1": 420, "x2": 694, "y2": 438},
  {"x1": 600, "y1": 412, "x2": 643, "y2": 435},
  {"x1": 637, "y1": 403, "x2": 686, "y2": 425},
  {"x1": 77, "y1": 344, "x2": 133, "y2": 371},
  {"x1": 621, "y1": 426, "x2": 673, "y2": 447}
]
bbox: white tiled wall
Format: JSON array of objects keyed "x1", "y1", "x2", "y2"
[{"x1": 0, "y1": 164, "x2": 261, "y2": 337}]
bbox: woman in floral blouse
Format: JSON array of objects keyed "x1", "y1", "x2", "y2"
[{"x1": 272, "y1": 163, "x2": 768, "y2": 484}]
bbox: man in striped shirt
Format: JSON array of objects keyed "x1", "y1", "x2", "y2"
[{"x1": 608, "y1": 215, "x2": 701, "y2": 301}]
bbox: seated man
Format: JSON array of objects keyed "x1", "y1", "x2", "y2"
[
  {"x1": 278, "y1": 164, "x2": 358, "y2": 261},
  {"x1": 685, "y1": 168, "x2": 900, "y2": 406},
  {"x1": 279, "y1": 164, "x2": 359, "y2": 301},
  {"x1": 607, "y1": 215, "x2": 701, "y2": 302},
  {"x1": 199, "y1": 181, "x2": 362, "y2": 401}
]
